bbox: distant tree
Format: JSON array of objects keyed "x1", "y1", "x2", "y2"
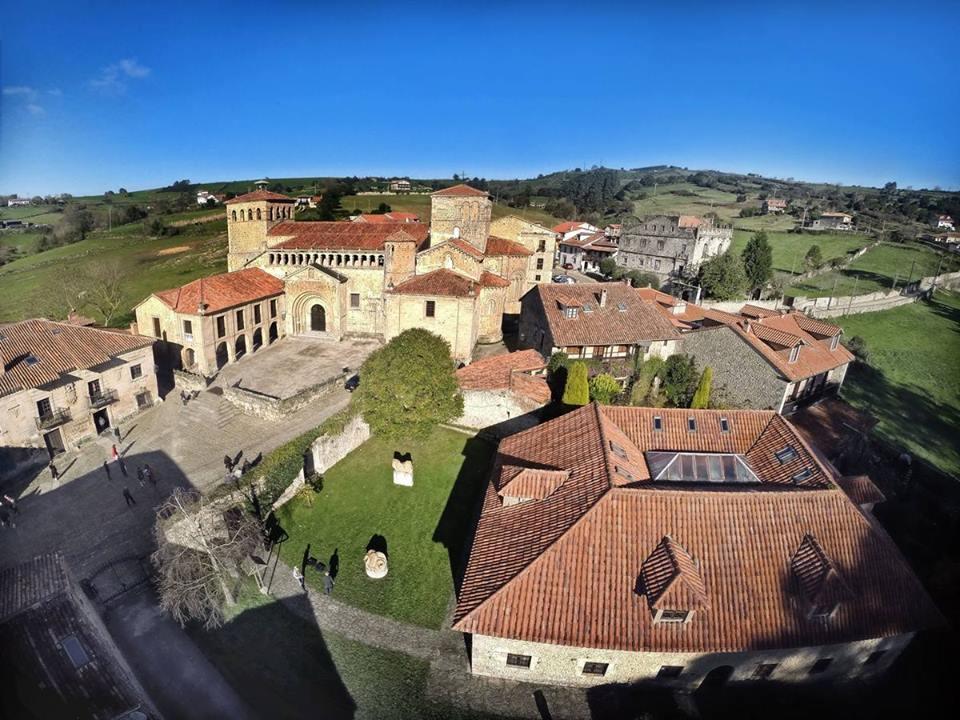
[
  {"x1": 736, "y1": 193, "x2": 748, "y2": 203},
  {"x1": 662, "y1": 354, "x2": 698, "y2": 407},
  {"x1": 739, "y1": 206, "x2": 758, "y2": 218},
  {"x1": 698, "y1": 252, "x2": 748, "y2": 300},
  {"x1": 81, "y1": 262, "x2": 127, "y2": 326},
  {"x1": 589, "y1": 373, "x2": 621, "y2": 405},
  {"x1": 883, "y1": 181, "x2": 897, "y2": 193},
  {"x1": 354, "y1": 329, "x2": 463, "y2": 438},
  {"x1": 562, "y1": 361, "x2": 590, "y2": 406},
  {"x1": 599, "y1": 257, "x2": 618, "y2": 277},
  {"x1": 690, "y1": 367, "x2": 713, "y2": 409},
  {"x1": 625, "y1": 270, "x2": 660, "y2": 288},
  {"x1": 120, "y1": 205, "x2": 148, "y2": 225},
  {"x1": 118, "y1": 187, "x2": 128, "y2": 195},
  {"x1": 374, "y1": 202, "x2": 392, "y2": 214},
  {"x1": 741, "y1": 231, "x2": 773, "y2": 290},
  {"x1": 804, "y1": 244, "x2": 823, "y2": 270}
]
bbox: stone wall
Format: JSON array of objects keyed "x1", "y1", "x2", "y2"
[
  {"x1": 222, "y1": 369, "x2": 350, "y2": 421},
  {"x1": 384, "y1": 292, "x2": 478, "y2": 363},
  {"x1": 172, "y1": 369, "x2": 210, "y2": 393},
  {"x1": 430, "y1": 194, "x2": 492, "y2": 251},
  {"x1": 469, "y1": 631, "x2": 912, "y2": 689},
  {"x1": 456, "y1": 389, "x2": 544, "y2": 436}
]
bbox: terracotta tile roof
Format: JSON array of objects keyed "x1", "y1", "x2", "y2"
[
  {"x1": 444, "y1": 238, "x2": 485, "y2": 261},
  {"x1": 740, "y1": 303, "x2": 779, "y2": 318},
  {"x1": 353, "y1": 212, "x2": 420, "y2": 223},
  {"x1": 0, "y1": 319, "x2": 154, "y2": 397},
  {"x1": 431, "y1": 184, "x2": 488, "y2": 197},
  {"x1": 531, "y1": 283, "x2": 680, "y2": 347},
  {"x1": 153, "y1": 268, "x2": 284, "y2": 315},
  {"x1": 457, "y1": 350, "x2": 546, "y2": 390},
  {"x1": 224, "y1": 189, "x2": 294, "y2": 204},
  {"x1": 750, "y1": 322, "x2": 803, "y2": 348},
  {"x1": 485, "y1": 235, "x2": 533, "y2": 257},
  {"x1": 678, "y1": 215, "x2": 702, "y2": 228},
  {"x1": 269, "y1": 221, "x2": 429, "y2": 251},
  {"x1": 552, "y1": 221, "x2": 596, "y2": 234},
  {"x1": 790, "y1": 534, "x2": 854, "y2": 610},
  {"x1": 509, "y1": 371, "x2": 553, "y2": 405},
  {"x1": 453, "y1": 404, "x2": 942, "y2": 653},
  {"x1": 478, "y1": 271, "x2": 511, "y2": 288},
  {"x1": 499, "y1": 468, "x2": 570, "y2": 501},
  {"x1": 636, "y1": 287, "x2": 680, "y2": 306},
  {"x1": 837, "y1": 475, "x2": 886, "y2": 506},
  {"x1": 389, "y1": 268, "x2": 500, "y2": 297},
  {"x1": 765, "y1": 198, "x2": 788, "y2": 207}
]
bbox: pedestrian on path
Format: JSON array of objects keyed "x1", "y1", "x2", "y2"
[
  {"x1": 122, "y1": 487, "x2": 136, "y2": 507},
  {"x1": 323, "y1": 570, "x2": 335, "y2": 595},
  {"x1": 0, "y1": 508, "x2": 12, "y2": 529},
  {"x1": 113, "y1": 425, "x2": 122, "y2": 443},
  {"x1": 292, "y1": 566, "x2": 305, "y2": 589},
  {"x1": 103, "y1": 460, "x2": 112, "y2": 480},
  {"x1": 136, "y1": 466, "x2": 144, "y2": 485},
  {"x1": 49, "y1": 460, "x2": 60, "y2": 482},
  {"x1": 144, "y1": 463, "x2": 155, "y2": 485},
  {"x1": 223, "y1": 455, "x2": 233, "y2": 472},
  {"x1": 2, "y1": 494, "x2": 19, "y2": 516},
  {"x1": 118, "y1": 456, "x2": 128, "y2": 478},
  {"x1": 111, "y1": 444, "x2": 119, "y2": 461}
]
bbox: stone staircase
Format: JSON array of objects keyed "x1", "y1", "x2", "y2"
[{"x1": 180, "y1": 389, "x2": 243, "y2": 430}]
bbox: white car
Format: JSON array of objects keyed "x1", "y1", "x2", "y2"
[{"x1": 552, "y1": 274, "x2": 576, "y2": 284}]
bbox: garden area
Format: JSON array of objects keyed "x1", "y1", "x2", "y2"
[{"x1": 274, "y1": 426, "x2": 495, "y2": 629}]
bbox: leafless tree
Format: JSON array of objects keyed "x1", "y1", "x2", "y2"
[
  {"x1": 81, "y1": 261, "x2": 126, "y2": 326},
  {"x1": 151, "y1": 488, "x2": 263, "y2": 629}
]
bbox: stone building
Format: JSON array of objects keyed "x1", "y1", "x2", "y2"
[
  {"x1": 454, "y1": 349, "x2": 551, "y2": 435},
  {"x1": 556, "y1": 232, "x2": 618, "y2": 274},
  {"x1": 617, "y1": 214, "x2": 733, "y2": 286},
  {"x1": 489, "y1": 215, "x2": 558, "y2": 310},
  {"x1": 763, "y1": 198, "x2": 788, "y2": 214},
  {"x1": 519, "y1": 282, "x2": 679, "y2": 363},
  {"x1": 812, "y1": 212, "x2": 854, "y2": 231},
  {"x1": 138, "y1": 184, "x2": 528, "y2": 367},
  {"x1": 453, "y1": 403, "x2": 941, "y2": 689},
  {"x1": 0, "y1": 319, "x2": 157, "y2": 460}
]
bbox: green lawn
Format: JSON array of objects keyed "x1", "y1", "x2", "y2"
[
  {"x1": 788, "y1": 242, "x2": 960, "y2": 297},
  {"x1": 838, "y1": 291, "x2": 960, "y2": 478},
  {"x1": 275, "y1": 427, "x2": 494, "y2": 629},
  {"x1": 730, "y1": 229, "x2": 869, "y2": 275},
  {"x1": 0, "y1": 231, "x2": 44, "y2": 254},
  {"x1": 340, "y1": 193, "x2": 563, "y2": 229}
]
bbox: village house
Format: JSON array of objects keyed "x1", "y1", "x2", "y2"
[
  {"x1": 136, "y1": 184, "x2": 528, "y2": 366},
  {"x1": 604, "y1": 223, "x2": 622, "y2": 241},
  {"x1": 0, "y1": 319, "x2": 157, "y2": 459},
  {"x1": 763, "y1": 197, "x2": 788, "y2": 214},
  {"x1": 556, "y1": 231, "x2": 618, "y2": 274},
  {"x1": 196, "y1": 190, "x2": 226, "y2": 205},
  {"x1": 489, "y1": 216, "x2": 558, "y2": 306},
  {"x1": 453, "y1": 403, "x2": 941, "y2": 689},
  {"x1": 519, "y1": 282, "x2": 679, "y2": 365},
  {"x1": 552, "y1": 220, "x2": 600, "y2": 244},
  {"x1": 616, "y1": 215, "x2": 733, "y2": 286},
  {"x1": 638, "y1": 291, "x2": 854, "y2": 414},
  {"x1": 812, "y1": 212, "x2": 854, "y2": 231},
  {"x1": 935, "y1": 214, "x2": 954, "y2": 230},
  {"x1": 6, "y1": 197, "x2": 31, "y2": 207},
  {"x1": 454, "y1": 349, "x2": 551, "y2": 434},
  {"x1": 388, "y1": 179, "x2": 412, "y2": 193}
]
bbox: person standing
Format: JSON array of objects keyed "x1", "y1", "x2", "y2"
[
  {"x1": 49, "y1": 461, "x2": 60, "y2": 483},
  {"x1": 143, "y1": 463, "x2": 155, "y2": 484},
  {"x1": 103, "y1": 460, "x2": 112, "y2": 480},
  {"x1": 122, "y1": 487, "x2": 136, "y2": 507},
  {"x1": 113, "y1": 425, "x2": 122, "y2": 443},
  {"x1": 111, "y1": 444, "x2": 119, "y2": 461},
  {"x1": 323, "y1": 570, "x2": 335, "y2": 596},
  {"x1": 0, "y1": 508, "x2": 10, "y2": 529},
  {"x1": 118, "y1": 455, "x2": 128, "y2": 478},
  {"x1": 2, "y1": 494, "x2": 19, "y2": 516},
  {"x1": 292, "y1": 566, "x2": 305, "y2": 590}
]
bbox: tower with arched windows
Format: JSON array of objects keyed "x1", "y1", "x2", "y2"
[
  {"x1": 226, "y1": 190, "x2": 297, "y2": 271},
  {"x1": 429, "y1": 184, "x2": 492, "y2": 253}
]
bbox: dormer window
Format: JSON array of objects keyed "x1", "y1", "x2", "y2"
[
  {"x1": 563, "y1": 306, "x2": 578, "y2": 319},
  {"x1": 653, "y1": 416, "x2": 663, "y2": 431},
  {"x1": 775, "y1": 446, "x2": 798, "y2": 464},
  {"x1": 789, "y1": 345, "x2": 801, "y2": 363},
  {"x1": 830, "y1": 335, "x2": 839, "y2": 351}
]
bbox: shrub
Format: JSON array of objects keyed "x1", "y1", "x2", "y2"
[
  {"x1": 625, "y1": 270, "x2": 660, "y2": 288},
  {"x1": 547, "y1": 351, "x2": 569, "y2": 374},
  {"x1": 690, "y1": 367, "x2": 713, "y2": 409},
  {"x1": 562, "y1": 361, "x2": 590, "y2": 406},
  {"x1": 662, "y1": 354, "x2": 698, "y2": 407},
  {"x1": 630, "y1": 357, "x2": 665, "y2": 406},
  {"x1": 589, "y1": 373, "x2": 621, "y2": 405},
  {"x1": 845, "y1": 335, "x2": 870, "y2": 362}
]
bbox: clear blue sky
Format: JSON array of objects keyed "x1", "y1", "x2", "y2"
[{"x1": 2, "y1": 0, "x2": 958, "y2": 196}]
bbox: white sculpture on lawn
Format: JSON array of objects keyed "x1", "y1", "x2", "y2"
[
  {"x1": 364, "y1": 549, "x2": 388, "y2": 579},
  {"x1": 392, "y1": 456, "x2": 413, "y2": 487}
]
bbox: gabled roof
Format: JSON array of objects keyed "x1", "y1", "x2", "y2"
[
  {"x1": 0, "y1": 319, "x2": 154, "y2": 397},
  {"x1": 153, "y1": 268, "x2": 284, "y2": 315},
  {"x1": 485, "y1": 235, "x2": 533, "y2": 257},
  {"x1": 552, "y1": 220, "x2": 596, "y2": 234},
  {"x1": 453, "y1": 404, "x2": 943, "y2": 653},
  {"x1": 353, "y1": 212, "x2": 420, "y2": 223},
  {"x1": 678, "y1": 215, "x2": 702, "y2": 229},
  {"x1": 224, "y1": 189, "x2": 295, "y2": 204},
  {"x1": 269, "y1": 221, "x2": 429, "y2": 251},
  {"x1": 431, "y1": 184, "x2": 488, "y2": 197},
  {"x1": 790, "y1": 534, "x2": 854, "y2": 610},
  {"x1": 558, "y1": 231, "x2": 618, "y2": 252},
  {"x1": 836, "y1": 474, "x2": 886, "y2": 506},
  {"x1": 456, "y1": 349, "x2": 550, "y2": 406},
  {"x1": 498, "y1": 468, "x2": 570, "y2": 502},
  {"x1": 389, "y1": 268, "x2": 507, "y2": 297}
]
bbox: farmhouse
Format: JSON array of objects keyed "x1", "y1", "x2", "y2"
[
  {"x1": 813, "y1": 212, "x2": 854, "y2": 231},
  {"x1": 552, "y1": 220, "x2": 600, "y2": 244},
  {"x1": 453, "y1": 403, "x2": 942, "y2": 689},
  {"x1": 556, "y1": 231, "x2": 618, "y2": 274},
  {"x1": 6, "y1": 197, "x2": 31, "y2": 207},
  {"x1": 519, "y1": 282, "x2": 679, "y2": 362},
  {"x1": 196, "y1": 190, "x2": 225, "y2": 205},
  {"x1": 0, "y1": 319, "x2": 157, "y2": 459},
  {"x1": 763, "y1": 198, "x2": 788, "y2": 214},
  {"x1": 936, "y1": 214, "x2": 954, "y2": 230},
  {"x1": 616, "y1": 214, "x2": 733, "y2": 286},
  {"x1": 388, "y1": 179, "x2": 412, "y2": 193},
  {"x1": 135, "y1": 184, "x2": 529, "y2": 366}
]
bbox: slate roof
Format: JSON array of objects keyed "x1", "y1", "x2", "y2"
[
  {"x1": 0, "y1": 554, "x2": 69, "y2": 622},
  {"x1": 453, "y1": 404, "x2": 943, "y2": 653},
  {"x1": 0, "y1": 319, "x2": 154, "y2": 397},
  {"x1": 269, "y1": 221, "x2": 429, "y2": 251},
  {"x1": 531, "y1": 283, "x2": 680, "y2": 347},
  {"x1": 224, "y1": 189, "x2": 295, "y2": 204},
  {"x1": 432, "y1": 184, "x2": 488, "y2": 197},
  {"x1": 153, "y1": 267, "x2": 284, "y2": 315}
]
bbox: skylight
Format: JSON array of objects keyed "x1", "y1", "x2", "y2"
[
  {"x1": 617, "y1": 302, "x2": 627, "y2": 312},
  {"x1": 720, "y1": 417, "x2": 730, "y2": 433},
  {"x1": 653, "y1": 416, "x2": 663, "y2": 431},
  {"x1": 24, "y1": 355, "x2": 40, "y2": 366},
  {"x1": 792, "y1": 468, "x2": 814, "y2": 483},
  {"x1": 775, "y1": 446, "x2": 798, "y2": 464},
  {"x1": 687, "y1": 417, "x2": 697, "y2": 432},
  {"x1": 582, "y1": 303, "x2": 594, "y2": 313},
  {"x1": 614, "y1": 465, "x2": 636, "y2": 483},
  {"x1": 647, "y1": 451, "x2": 760, "y2": 484},
  {"x1": 609, "y1": 441, "x2": 627, "y2": 460}
]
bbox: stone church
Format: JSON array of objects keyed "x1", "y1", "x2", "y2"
[{"x1": 136, "y1": 184, "x2": 535, "y2": 374}]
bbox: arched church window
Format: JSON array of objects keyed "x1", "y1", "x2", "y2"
[
  {"x1": 453, "y1": 226, "x2": 461, "y2": 239},
  {"x1": 443, "y1": 253, "x2": 454, "y2": 269},
  {"x1": 231, "y1": 210, "x2": 237, "y2": 221},
  {"x1": 256, "y1": 208, "x2": 262, "y2": 220}
]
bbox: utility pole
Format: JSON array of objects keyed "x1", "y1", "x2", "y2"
[
  {"x1": 891, "y1": 270, "x2": 900, "y2": 292},
  {"x1": 828, "y1": 275, "x2": 840, "y2": 309},
  {"x1": 906, "y1": 259, "x2": 917, "y2": 285},
  {"x1": 847, "y1": 276, "x2": 858, "y2": 315}
]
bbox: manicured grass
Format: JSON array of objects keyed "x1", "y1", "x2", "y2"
[
  {"x1": 340, "y1": 193, "x2": 563, "y2": 229},
  {"x1": 788, "y1": 242, "x2": 960, "y2": 297},
  {"x1": 837, "y1": 291, "x2": 960, "y2": 478},
  {"x1": 275, "y1": 427, "x2": 494, "y2": 629},
  {"x1": 730, "y1": 229, "x2": 868, "y2": 275}
]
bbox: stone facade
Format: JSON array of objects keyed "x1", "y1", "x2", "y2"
[
  {"x1": 680, "y1": 326, "x2": 788, "y2": 410},
  {"x1": 469, "y1": 631, "x2": 912, "y2": 689},
  {"x1": 0, "y1": 344, "x2": 157, "y2": 456},
  {"x1": 383, "y1": 292, "x2": 480, "y2": 361},
  {"x1": 456, "y1": 388, "x2": 543, "y2": 436},
  {"x1": 489, "y1": 216, "x2": 558, "y2": 300},
  {"x1": 617, "y1": 215, "x2": 732, "y2": 285},
  {"x1": 430, "y1": 193, "x2": 492, "y2": 251},
  {"x1": 226, "y1": 196, "x2": 296, "y2": 271}
]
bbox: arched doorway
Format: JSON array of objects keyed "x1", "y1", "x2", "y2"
[
  {"x1": 235, "y1": 335, "x2": 247, "y2": 360},
  {"x1": 268, "y1": 322, "x2": 278, "y2": 344},
  {"x1": 182, "y1": 347, "x2": 196, "y2": 370},
  {"x1": 215, "y1": 342, "x2": 228, "y2": 369},
  {"x1": 252, "y1": 328, "x2": 263, "y2": 351},
  {"x1": 699, "y1": 665, "x2": 735, "y2": 691},
  {"x1": 310, "y1": 304, "x2": 326, "y2": 332}
]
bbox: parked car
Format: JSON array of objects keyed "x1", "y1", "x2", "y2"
[
  {"x1": 562, "y1": 263, "x2": 575, "y2": 270},
  {"x1": 345, "y1": 374, "x2": 360, "y2": 392},
  {"x1": 552, "y1": 274, "x2": 576, "y2": 284}
]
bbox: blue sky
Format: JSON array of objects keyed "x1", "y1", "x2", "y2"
[{"x1": 1, "y1": 0, "x2": 958, "y2": 196}]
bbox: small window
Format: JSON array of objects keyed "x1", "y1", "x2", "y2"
[
  {"x1": 236, "y1": 309, "x2": 245, "y2": 330},
  {"x1": 657, "y1": 665, "x2": 684, "y2": 679},
  {"x1": 789, "y1": 345, "x2": 800, "y2": 363},
  {"x1": 254, "y1": 304, "x2": 262, "y2": 324},
  {"x1": 653, "y1": 416, "x2": 663, "y2": 432},
  {"x1": 130, "y1": 364, "x2": 143, "y2": 380},
  {"x1": 792, "y1": 468, "x2": 813, "y2": 483},
  {"x1": 350, "y1": 293, "x2": 361, "y2": 309},
  {"x1": 617, "y1": 302, "x2": 627, "y2": 312},
  {"x1": 36, "y1": 397, "x2": 52, "y2": 417},
  {"x1": 25, "y1": 354, "x2": 40, "y2": 366},
  {"x1": 687, "y1": 417, "x2": 697, "y2": 432},
  {"x1": 775, "y1": 446, "x2": 798, "y2": 464},
  {"x1": 830, "y1": 335, "x2": 839, "y2": 351},
  {"x1": 609, "y1": 441, "x2": 627, "y2": 460},
  {"x1": 864, "y1": 650, "x2": 886, "y2": 666},
  {"x1": 152, "y1": 317, "x2": 162, "y2": 338},
  {"x1": 582, "y1": 662, "x2": 609, "y2": 676},
  {"x1": 719, "y1": 417, "x2": 730, "y2": 433},
  {"x1": 61, "y1": 635, "x2": 90, "y2": 668},
  {"x1": 506, "y1": 653, "x2": 531, "y2": 668},
  {"x1": 216, "y1": 316, "x2": 226, "y2": 338},
  {"x1": 536, "y1": 258, "x2": 544, "y2": 270},
  {"x1": 183, "y1": 319, "x2": 193, "y2": 340},
  {"x1": 425, "y1": 300, "x2": 436, "y2": 318},
  {"x1": 269, "y1": 299, "x2": 278, "y2": 318},
  {"x1": 563, "y1": 306, "x2": 577, "y2": 319},
  {"x1": 753, "y1": 663, "x2": 778, "y2": 679},
  {"x1": 535, "y1": 274, "x2": 541, "y2": 281},
  {"x1": 614, "y1": 466, "x2": 635, "y2": 483},
  {"x1": 809, "y1": 658, "x2": 833, "y2": 675},
  {"x1": 658, "y1": 610, "x2": 689, "y2": 623},
  {"x1": 582, "y1": 303, "x2": 593, "y2": 313}
]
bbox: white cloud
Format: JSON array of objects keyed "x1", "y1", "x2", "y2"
[
  {"x1": 47, "y1": 88, "x2": 63, "y2": 97},
  {"x1": 3, "y1": 85, "x2": 38, "y2": 99},
  {"x1": 26, "y1": 103, "x2": 45, "y2": 116},
  {"x1": 2, "y1": 86, "x2": 55, "y2": 117},
  {"x1": 90, "y1": 58, "x2": 151, "y2": 93}
]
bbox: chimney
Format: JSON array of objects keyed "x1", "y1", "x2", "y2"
[
  {"x1": 744, "y1": 319, "x2": 751, "y2": 333},
  {"x1": 599, "y1": 288, "x2": 608, "y2": 308}
]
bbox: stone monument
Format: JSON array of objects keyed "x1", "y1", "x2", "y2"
[
  {"x1": 364, "y1": 549, "x2": 388, "y2": 579},
  {"x1": 392, "y1": 456, "x2": 413, "y2": 487}
]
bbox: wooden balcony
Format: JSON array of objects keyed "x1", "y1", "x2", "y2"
[
  {"x1": 36, "y1": 409, "x2": 71, "y2": 430},
  {"x1": 88, "y1": 389, "x2": 119, "y2": 408}
]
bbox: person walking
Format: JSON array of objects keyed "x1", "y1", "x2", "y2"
[
  {"x1": 145, "y1": 465, "x2": 158, "y2": 494},
  {"x1": 118, "y1": 455, "x2": 128, "y2": 478},
  {"x1": 136, "y1": 466, "x2": 144, "y2": 484},
  {"x1": 122, "y1": 487, "x2": 136, "y2": 507},
  {"x1": 111, "y1": 444, "x2": 119, "y2": 461},
  {"x1": 323, "y1": 570, "x2": 335, "y2": 596},
  {"x1": 113, "y1": 425, "x2": 122, "y2": 443},
  {"x1": 143, "y1": 463, "x2": 155, "y2": 484},
  {"x1": 0, "y1": 508, "x2": 11, "y2": 529},
  {"x1": 49, "y1": 460, "x2": 60, "y2": 483},
  {"x1": 223, "y1": 455, "x2": 234, "y2": 472},
  {"x1": 2, "y1": 494, "x2": 19, "y2": 516},
  {"x1": 103, "y1": 460, "x2": 112, "y2": 480},
  {"x1": 292, "y1": 566, "x2": 305, "y2": 590}
]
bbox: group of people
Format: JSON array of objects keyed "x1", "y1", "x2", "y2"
[
  {"x1": 223, "y1": 450, "x2": 262, "y2": 485},
  {"x1": 0, "y1": 494, "x2": 20, "y2": 529},
  {"x1": 292, "y1": 548, "x2": 338, "y2": 595}
]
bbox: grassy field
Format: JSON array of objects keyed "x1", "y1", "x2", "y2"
[
  {"x1": 631, "y1": 182, "x2": 743, "y2": 221},
  {"x1": 0, "y1": 204, "x2": 65, "y2": 224},
  {"x1": 341, "y1": 192, "x2": 563, "y2": 229},
  {"x1": 275, "y1": 427, "x2": 494, "y2": 629},
  {"x1": 838, "y1": 291, "x2": 960, "y2": 478},
  {"x1": 733, "y1": 213, "x2": 799, "y2": 232},
  {"x1": 730, "y1": 230, "x2": 869, "y2": 275},
  {"x1": 0, "y1": 230, "x2": 44, "y2": 254},
  {"x1": 788, "y1": 242, "x2": 960, "y2": 297}
]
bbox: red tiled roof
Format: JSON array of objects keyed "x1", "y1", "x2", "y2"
[
  {"x1": 836, "y1": 475, "x2": 886, "y2": 506},
  {"x1": 386, "y1": 212, "x2": 419, "y2": 222},
  {"x1": 0, "y1": 319, "x2": 154, "y2": 396},
  {"x1": 269, "y1": 221, "x2": 429, "y2": 251},
  {"x1": 431, "y1": 184, "x2": 488, "y2": 197},
  {"x1": 224, "y1": 190, "x2": 295, "y2": 204},
  {"x1": 389, "y1": 269, "x2": 479, "y2": 297},
  {"x1": 499, "y1": 468, "x2": 569, "y2": 501},
  {"x1": 740, "y1": 304, "x2": 779, "y2": 319},
  {"x1": 485, "y1": 235, "x2": 533, "y2": 257},
  {"x1": 531, "y1": 283, "x2": 680, "y2": 347},
  {"x1": 453, "y1": 404, "x2": 942, "y2": 653},
  {"x1": 678, "y1": 215, "x2": 702, "y2": 229},
  {"x1": 559, "y1": 232, "x2": 618, "y2": 252},
  {"x1": 552, "y1": 221, "x2": 595, "y2": 234},
  {"x1": 478, "y1": 271, "x2": 511, "y2": 288},
  {"x1": 766, "y1": 198, "x2": 788, "y2": 207},
  {"x1": 153, "y1": 268, "x2": 284, "y2": 315},
  {"x1": 445, "y1": 238, "x2": 485, "y2": 261},
  {"x1": 457, "y1": 350, "x2": 546, "y2": 391},
  {"x1": 353, "y1": 212, "x2": 421, "y2": 224},
  {"x1": 509, "y1": 371, "x2": 553, "y2": 405}
]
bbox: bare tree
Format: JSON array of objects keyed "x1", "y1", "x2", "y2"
[
  {"x1": 151, "y1": 488, "x2": 263, "y2": 629},
  {"x1": 81, "y1": 261, "x2": 126, "y2": 326}
]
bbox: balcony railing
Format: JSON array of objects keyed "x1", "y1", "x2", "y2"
[
  {"x1": 88, "y1": 389, "x2": 119, "y2": 408},
  {"x1": 36, "y1": 409, "x2": 71, "y2": 430}
]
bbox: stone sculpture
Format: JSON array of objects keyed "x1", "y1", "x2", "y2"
[{"x1": 364, "y1": 549, "x2": 388, "y2": 579}]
